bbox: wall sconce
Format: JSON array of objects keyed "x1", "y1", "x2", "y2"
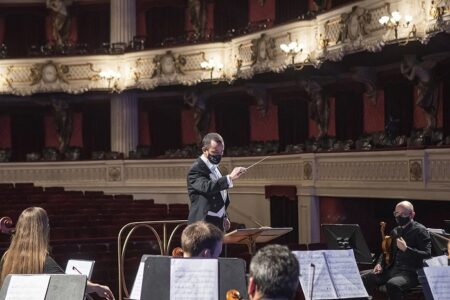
[
  {"x1": 280, "y1": 41, "x2": 303, "y2": 65},
  {"x1": 379, "y1": 11, "x2": 415, "y2": 41},
  {"x1": 200, "y1": 58, "x2": 224, "y2": 82},
  {"x1": 99, "y1": 69, "x2": 121, "y2": 92}
]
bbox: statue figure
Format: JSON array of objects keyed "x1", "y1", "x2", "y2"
[
  {"x1": 337, "y1": 6, "x2": 371, "y2": 43},
  {"x1": 188, "y1": 0, "x2": 207, "y2": 39},
  {"x1": 400, "y1": 55, "x2": 438, "y2": 136},
  {"x1": 52, "y1": 98, "x2": 72, "y2": 153},
  {"x1": 245, "y1": 84, "x2": 269, "y2": 118},
  {"x1": 250, "y1": 33, "x2": 275, "y2": 66},
  {"x1": 298, "y1": 80, "x2": 329, "y2": 138},
  {"x1": 184, "y1": 89, "x2": 211, "y2": 144},
  {"x1": 46, "y1": 0, "x2": 73, "y2": 47}
]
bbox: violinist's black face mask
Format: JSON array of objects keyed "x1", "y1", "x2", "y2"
[{"x1": 395, "y1": 215, "x2": 410, "y2": 226}]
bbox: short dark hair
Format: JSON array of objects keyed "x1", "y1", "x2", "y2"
[
  {"x1": 249, "y1": 244, "x2": 299, "y2": 298},
  {"x1": 201, "y1": 133, "x2": 224, "y2": 151},
  {"x1": 181, "y1": 221, "x2": 224, "y2": 257}
]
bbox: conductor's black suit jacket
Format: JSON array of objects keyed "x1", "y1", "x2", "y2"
[{"x1": 187, "y1": 157, "x2": 230, "y2": 224}]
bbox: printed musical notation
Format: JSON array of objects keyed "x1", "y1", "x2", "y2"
[
  {"x1": 293, "y1": 249, "x2": 369, "y2": 300},
  {"x1": 423, "y1": 266, "x2": 450, "y2": 300}
]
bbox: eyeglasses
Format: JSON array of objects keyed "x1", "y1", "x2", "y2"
[{"x1": 393, "y1": 211, "x2": 410, "y2": 217}]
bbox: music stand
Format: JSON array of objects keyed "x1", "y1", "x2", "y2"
[
  {"x1": 139, "y1": 255, "x2": 247, "y2": 300},
  {"x1": 0, "y1": 274, "x2": 86, "y2": 300},
  {"x1": 321, "y1": 224, "x2": 373, "y2": 264},
  {"x1": 224, "y1": 227, "x2": 292, "y2": 254}
]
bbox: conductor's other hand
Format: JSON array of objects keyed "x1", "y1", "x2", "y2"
[
  {"x1": 223, "y1": 217, "x2": 231, "y2": 232},
  {"x1": 230, "y1": 167, "x2": 247, "y2": 180},
  {"x1": 373, "y1": 264, "x2": 383, "y2": 274}
]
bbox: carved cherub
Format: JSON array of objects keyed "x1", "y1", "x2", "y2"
[
  {"x1": 152, "y1": 51, "x2": 186, "y2": 78},
  {"x1": 184, "y1": 89, "x2": 212, "y2": 144},
  {"x1": 337, "y1": 6, "x2": 371, "y2": 43},
  {"x1": 298, "y1": 80, "x2": 329, "y2": 138}
]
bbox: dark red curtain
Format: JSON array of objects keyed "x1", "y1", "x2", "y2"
[
  {"x1": 277, "y1": 97, "x2": 308, "y2": 148},
  {"x1": 275, "y1": 0, "x2": 309, "y2": 25},
  {"x1": 145, "y1": 6, "x2": 185, "y2": 47},
  {"x1": 214, "y1": 94, "x2": 250, "y2": 148},
  {"x1": 213, "y1": 0, "x2": 249, "y2": 37},
  {"x1": 145, "y1": 99, "x2": 182, "y2": 156},
  {"x1": 384, "y1": 82, "x2": 414, "y2": 136},
  {"x1": 335, "y1": 91, "x2": 363, "y2": 140},
  {"x1": 75, "y1": 3, "x2": 110, "y2": 50},
  {"x1": 11, "y1": 108, "x2": 45, "y2": 161},
  {"x1": 3, "y1": 7, "x2": 46, "y2": 57},
  {"x1": 81, "y1": 101, "x2": 110, "y2": 158}
]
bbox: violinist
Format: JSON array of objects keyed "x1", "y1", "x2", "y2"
[
  {"x1": 362, "y1": 201, "x2": 431, "y2": 300},
  {"x1": 181, "y1": 221, "x2": 224, "y2": 258},
  {"x1": 0, "y1": 207, "x2": 115, "y2": 300},
  {"x1": 247, "y1": 244, "x2": 299, "y2": 300}
]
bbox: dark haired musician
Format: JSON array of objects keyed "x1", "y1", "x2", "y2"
[
  {"x1": 362, "y1": 201, "x2": 431, "y2": 300},
  {"x1": 186, "y1": 132, "x2": 246, "y2": 231}
]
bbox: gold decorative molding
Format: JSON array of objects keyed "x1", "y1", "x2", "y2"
[
  {"x1": 409, "y1": 160, "x2": 423, "y2": 181},
  {"x1": 303, "y1": 161, "x2": 313, "y2": 180}
]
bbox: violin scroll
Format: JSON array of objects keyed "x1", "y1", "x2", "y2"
[
  {"x1": 226, "y1": 289, "x2": 243, "y2": 300},
  {"x1": 0, "y1": 216, "x2": 14, "y2": 235}
]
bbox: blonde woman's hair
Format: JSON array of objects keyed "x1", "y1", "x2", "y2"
[{"x1": 1, "y1": 207, "x2": 50, "y2": 284}]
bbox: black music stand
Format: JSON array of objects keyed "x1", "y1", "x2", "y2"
[
  {"x1": 139, "y1": 255, "x2": 247, "y2": 300},
  {"x1": 0, "y1": 274, "x2": 86, "y2": 300},
  {"x1": 321, "y1": 224, "x2": 373, "y2": 264},
  {"x1": 224, "y1": 227, "x2": 292, "y2": 254}
]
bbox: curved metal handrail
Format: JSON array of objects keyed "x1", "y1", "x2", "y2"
[{"x1": 117, "y1": 219, "x2": 187, "y2": 300}]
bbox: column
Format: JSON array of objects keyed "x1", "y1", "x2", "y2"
[
  {"x1": 110, "y1": 93, "x2": 139, "y2": 157},
  {"x1": 110, "y1": 0, "x2": 137, "y2": 157},
  {"x1": 298, "y1": 194, "x2": 320, "y2": 244},
  {"x1": 110, "y1": 0, "x2": 136, "y2": 44}
]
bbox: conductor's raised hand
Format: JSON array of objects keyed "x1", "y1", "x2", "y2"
[{"x1": 229, "y1": 167, "x2": 247, "y2": 180}]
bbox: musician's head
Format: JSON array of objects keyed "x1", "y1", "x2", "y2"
[
  {"x1": 248, "y1": 244, "x2": 299, "y2": 300},
  {"x1": 394, "y1": 200, "x2": 415, "y2": 227},
  {"x1": 181, "y1": 221, "x2": 224, "y2": 258},
  {"x1": 1, "y1": 207, "x2": 50, "y2": 284},
  {"x1": 202, "y1": 132, "x2": 224, "y2": 165}
]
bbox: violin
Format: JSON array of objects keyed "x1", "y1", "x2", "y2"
[
  {"x1": 380, "y1": 221, "x2": 392, "y2": 265},
  {"x1": 0, "y1": 216, "x2": 14, "y2": 235},
  {"x1": 226, "y1": 289, "x2": 243, "y2": 300},
  {"x1": 171, "y1": 247, "x2": 184, "y2": 257}
]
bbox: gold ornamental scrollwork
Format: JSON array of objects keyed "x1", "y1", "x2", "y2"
[
  {"x1": 409, "y1": 160, "x2": 423, "y2": 181},
  {"x1": 30, "y1": 60, "x2": 69, "y2": 85},
  {"x1": 108, "y1": 166, "x2": 122, "y2": 182},
  {"x1": 303, "y1": 161, "x2": 313, "y2": 180}
]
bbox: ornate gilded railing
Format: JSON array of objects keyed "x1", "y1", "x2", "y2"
[{"x1": 117, "y1": 220, "x2": 187, "y2": 300}]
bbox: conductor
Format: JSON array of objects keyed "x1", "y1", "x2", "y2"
[{"x1": 187, "y1": 133, "x2": 246, "y2": 231}]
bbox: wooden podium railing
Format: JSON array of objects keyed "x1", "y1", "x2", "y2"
[{"x1": 117, "y1": 220, "x2": 187, "y2": 300}]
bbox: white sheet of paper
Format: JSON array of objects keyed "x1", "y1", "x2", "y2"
[
  {"x1": 294, "y1": 249, "x2": 368, "y2": 299},
  {"x1": 5, "y1": 275, "x2": 51, "y2": 300},
  {"x1": 423, "y1": 266, "x2": 450, "y2": 300},
  {"x1": 324, "y1": 250, "x2": 369, "y2": 299},
  {"x1": 129, "y1": 262, "x2": 145, "y2": 300},
  {"x1": 65, "y1": 259, "x2": 95, "y2": 279},
  {"x1": 170, "y1": 258, "x2": 218, "y2": 300},
  {"x1": 294, "y1": 251, "x2": 337, "y2": 300},
  {"x1": 424, "y1": 255, "x2": 448, "y2": 267}
]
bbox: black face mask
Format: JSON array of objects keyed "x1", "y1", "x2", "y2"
[
  {"x1": 207, "y1": 154, "x2": 222, "y2": 165},
  {"x1": 395, "y1": 215, "x2": 410, "y2": 226}
]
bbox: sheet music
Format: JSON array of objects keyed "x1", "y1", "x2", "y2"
[
  {"x1": 293, "y1": 250, "x2": 368, "y2": 299},
  {"x1": 170, "y1": 258, "x2": 218, "y2": 300},
  {"x1": 424, "y1": 255, "x2": 448, "y2": 267},
  {"x1": 65, "y1": 259, "x2": 94, "y2": 279},
  {"x1": 325, "y1": 250, "x2": 369, "y2": 299},
  {"x1": 5, "y1": 275, "x2": 50, "y2": 300},
  {"x1": 294, "y1": 251, "x2": 337, "y2": 300},
  {"x1": 129, "y1": 262, "x2": 145, "y2": 300},
  {"x1": 423, "y1": 266, "x2": 450, "y2": 300}
]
